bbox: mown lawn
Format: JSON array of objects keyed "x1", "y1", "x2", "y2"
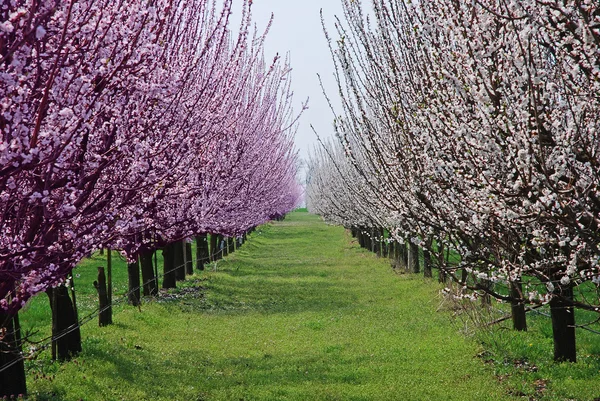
[{"x1": 20, "y1": 211, "x2": 596, "y2": 400}]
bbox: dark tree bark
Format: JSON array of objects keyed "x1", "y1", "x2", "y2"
[
  {"x1": 162, "y1": 243, "x2": 176, "y2": 289},
  {"x1": 174, "y1": 240, "x2": 185, "y2": 281},
  {"x1": 185, "y1": 242, "x2": 193, "y2": 275},
  {"x1": 107, "y1": 249, "x2": 113, "y2": 307},
  {"x1": 370, "y1": 228, "x2": 377, "y2": 254},
  {"x1": 423, "y1": 237, "x2": 433, "y2": 278},
  {"x1": 510, "y1": 280, "x2": 527, "y2": 331},
  {"x1": 382, "y1": 237, "x2": 389, "y2": 258},
  {"x1": 357, "y1": 229, "x2": 365, "y2": 248},
  {"x1": 196, "y1": 234, "x2": 209, "y2": 270},
  {"x1": 94, "y1": 266, "x2": 112, "y2": 326},
  {"x1": 390, "y1": 240, "x2": 400, "y2": 269},
  {"x1": 438, "y1": 241, "x2": 447, "y2": 283},
  {"x1": 209, "y1": 233, "x2": 218, "y2": 262},
  {"x1": 127, "y1": 258, "x2": 141, "y2": 306},
  {"x1": 0, "y1": 311, "x2": 27, "y2": 398},
  {"x1": 408, "y1": 242, "x2": 420, "y2": 273},
  {"x1": 400, "y1": 241, "x2": 408, "y2": 270},
  {"x1": 550, "y1": 284, "x2": 576, "y2": 362},
  {"x1": 140, "y1": 250, "x2": 157, "y2": 296},
  {"x1": 374, "y1": 228, "x2": 382, "y2": 257},
  {"x1": 228, "y1": 237, "x2": 235, "y2": 254},
  {"x1": 364, "y1": 229, "x2": 372, "y2": 251},
  {"x1": 47, "y1": 284, "x2": 82, "y2": 361},
  {"x1": 222, "y1": 235, "x2": 228, "y2": 257}
]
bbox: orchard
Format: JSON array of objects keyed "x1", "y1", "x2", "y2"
[
  {"x1": 1, "y1": 0, "x2": 301, "y2": 395},
  {"x1": 2, "y1": 0, "x2": 600, "y2": 399},
  {"x1": 308, "y1": 0, "x2": 600, "y2": 364}
]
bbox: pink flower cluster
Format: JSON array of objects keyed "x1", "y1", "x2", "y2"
[{"x1": 0, "y1": 0, "x2": 302, "y2": 313}]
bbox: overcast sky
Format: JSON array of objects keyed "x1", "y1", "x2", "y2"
[{"x1": 232, "y1": 0, "x2": 345, "y2": 165}]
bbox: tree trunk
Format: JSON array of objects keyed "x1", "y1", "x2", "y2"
[
  {"x1": 550, "y1": 284, "x2": 576, "y2": 362},
  {"x1": 364, "y1": 230, "x2": 372, "y2": 251},
  {"x1": 438, "y1": 241, "x2": 447, "y2": 283},
  {"x1": 127, "y1": 258, "x2": 141, "y2": 306},
  {"x1": 390, "y1": 240, "x2": 400, "y2": 269},
  {"x1": 480, "y1": 279, "x2": 492, "y2": 307},
  {"x1": 510, "y1": 280, "x2": 527, "y2": 331},
  {"x1": 423, "y1": 248, "x2": 432, "y2": 278},
  {"x1": 185, "y1": 242, "x2": 193, "y2": 275},
  {"x1": 358, "y1": 229, "x2": 365, "y2": 248},
  {"x1": 140, "y1": 250, "x2": 157, "y2": 296},
  {"x1": 209, "y1": 234, "x2": 218, "y2": 261},
  {"x1": 228, "y1": 237, "x2": 235, "y2": 254},
  {"x1": 408, "y1": 241, "x2": 420, "y2": 273},
  {"x1": 423, "y1": 237, "x2": 433, "y2": 278},
  {"x1": 196, "y1": 234, "x2": 208, "y2": 271},
  {"x1": 370, "y1": 228, "x2": 377, "y2": 254},
  {"x1": 400, "y1": 241, "x2": 408, "y2": 270},
  {"x1": 47, "y1": 284, "x2": 82, "y2": 361},
  {"x1": 221, "y1": 235, "x2": 228, "y2": 257},
  {"x1": 374, "y1": 228, "x2": 382, "y2": 257},
  {"x1": 0, "y1": 311, "x2": 27, "y2": 397},
  {"x1": 162, "y1": 243, "x2": 176, "y2": 289},
  {"x1": 94, "y1": 267, "x2": 112, "y2": 326},
  {"x1": 174, "y1": 240, "x2": 185, "y2": 281}
]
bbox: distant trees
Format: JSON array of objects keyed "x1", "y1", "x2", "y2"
[
  {"x1": 308, "y1": 0, "x2": 600, "y2": 363},
  {"x1": 1, "y1": 0, "x2": 301, "y2": 396}
]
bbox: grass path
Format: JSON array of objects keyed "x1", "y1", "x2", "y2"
[{"x1": 27, "y1": 211, "x2": 515, "y2": 400}]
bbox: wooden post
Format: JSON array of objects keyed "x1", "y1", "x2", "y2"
[{"x1": 107, "y1": 249, "x2": 113, "y2": 307}]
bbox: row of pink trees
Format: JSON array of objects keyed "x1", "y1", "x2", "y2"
[
  {"x1": 1, "y1": 0, "x2": 301, "y2": 396},
  {"x1": 307, "y1": 0, "x2": 599, "y2": 363}
]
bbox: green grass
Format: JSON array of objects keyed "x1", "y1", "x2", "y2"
[
  {"x1": 18, "y1": 211, "x2": 596, "y2": 400},
  {"x1": 466, "y1": 303, "x2": 600, "y2": 401}
]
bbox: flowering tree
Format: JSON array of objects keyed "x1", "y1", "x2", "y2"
[
  {"x1": 1, "y1": 0, "x2": 301, "y2": 395},
  {"x1": 309, "y1": 0, "x2": 600, "y2": 363}
]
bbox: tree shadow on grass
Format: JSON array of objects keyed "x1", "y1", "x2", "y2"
[
  {"x1": 200, "y1": 275, "x2": 359, "y2": 315},
  {"x1": 177, "y1": 348, "x2": 375, "y2": 401}
]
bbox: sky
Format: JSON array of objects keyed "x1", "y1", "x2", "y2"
[{"x1": 231, "y1": 0, "x2": 345, "y2": 168}]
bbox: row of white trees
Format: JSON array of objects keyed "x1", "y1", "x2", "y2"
[{"x1": 307, "y1": 0, "x2": 600, "y2": 363}]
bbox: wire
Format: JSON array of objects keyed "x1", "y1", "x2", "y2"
[{"x1": 0, "y1": 240, "x2": 241, "y2": 373}]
